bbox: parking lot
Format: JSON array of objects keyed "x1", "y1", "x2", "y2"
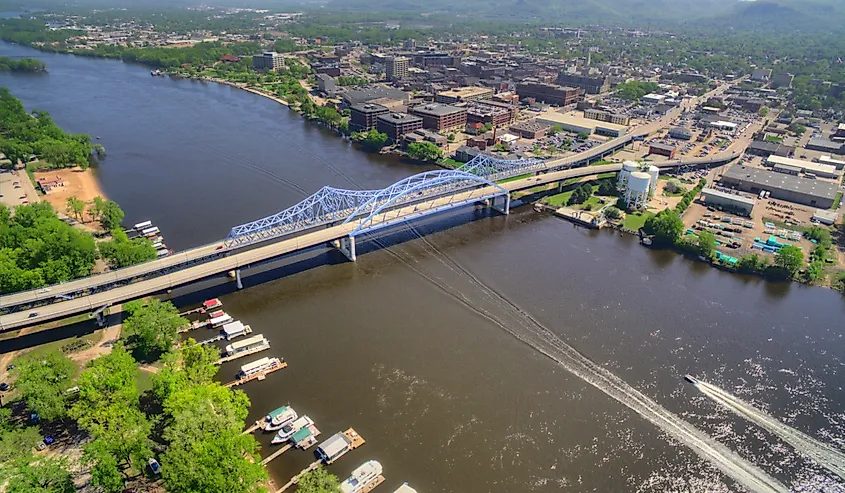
[{"x1": 0, "y1": 169, "x2": 37, "y2": 208}]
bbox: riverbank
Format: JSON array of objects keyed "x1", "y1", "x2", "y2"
[{"x1": 33, "y1": 167, "x2": 106, "y2": 213}]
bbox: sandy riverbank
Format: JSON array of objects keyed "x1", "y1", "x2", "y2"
[{"x1": 34, "y1": 167, "x2": 107, "y2": 214}]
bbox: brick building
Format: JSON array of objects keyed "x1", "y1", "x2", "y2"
[
  {"x1": 515, "y1": 82, "x2": 583, "y2": 106},
  {"x1": 435, "y1": 86, "x2": 493, "y2": 104},
  {"x1": 556, "y1": 72, "x2": 610, "y2": 94},
  {"x1": 409, "y1": 103, "x2": 468, "y2": 132},
  {"x1": 376, "y1": 113, "x2": 424, "y2": 143},
  {"x1": 349, "y1": 103, "x2": 389, "y2": 133},
  {"x1": 649, "y1": 143, "x2": 678, "y2": 158}
]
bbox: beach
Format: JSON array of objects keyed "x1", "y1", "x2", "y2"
[{"x1": 34, "y1": 167, "x2": 107, "y2": 214}]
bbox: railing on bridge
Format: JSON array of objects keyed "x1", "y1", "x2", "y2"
[
  {"x1": 456, "y1": 154, "x2": 545, "y2": 182},
  {"x1": 224, "y1": 170, "x2": 509, "y2": 247}
]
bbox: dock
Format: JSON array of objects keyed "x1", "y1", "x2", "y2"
[
  {"x1": 275, "y1": 460, "x2": 321, "y2": 493},
  {"x1": 224, "y1": 359, "x2": 287, "y2": 388},
  {"x1": 344, "y1": 428, "x2": 366, "y2": 450},
  {"x1": 261, "y1": 444, "x2": 292, "y2": 465},
  {"x1": 197, "y1": 334, "x2": 224, "y2": 345},
  {"x1": 215, "y1": 343, "x2": 270, "y2": 365},
  {"x1": 178, "y1": 307, "x2": 206, "y2": 317},
  {"x1": 179, "y1": 319, "x2": 209, "y2": 333}
]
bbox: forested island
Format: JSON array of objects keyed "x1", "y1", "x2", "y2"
[{"x1": 0, "y1": 56, "x2": 45, "y2": 72}]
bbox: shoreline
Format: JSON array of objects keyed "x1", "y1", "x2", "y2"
[{"x1": 33, "y1": 166, "x2": 107, "y2": 213}]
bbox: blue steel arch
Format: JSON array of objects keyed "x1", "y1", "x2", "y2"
[
  {"x1": 457, "y1": 153, "x2": 545, "y2": 181},
  {"x1": 341, "y1": 169, "x2": 508, "y2": 236},
  {"x1": 225, "y1": 169, "x2": 509, "y2": 248}
]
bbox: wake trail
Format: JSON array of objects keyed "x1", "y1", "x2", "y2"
[
  {"x1": 695, "y1": 379, "x2": 845, "y2": 480},
  {"x1": 369, "y1": 229, "x2": 788, "y2": 493}
]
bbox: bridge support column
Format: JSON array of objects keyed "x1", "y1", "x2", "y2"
[
  {"x1": 235, "y1": 269, "x2": 243, "y2": 289},
  {"x1": 338, "y1": 236, "x2": 357, "y2": 262},
  {"x1": 492, "y1": 194, "x2": 511, "y2": 215}
]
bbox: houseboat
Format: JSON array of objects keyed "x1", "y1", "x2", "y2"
[
  {"x1": 225, "y1": 334, "x2": 268, "y2": 356},
  {"x1": 141, "y1": 226, "x2": 160, "y2": 237},
  {"x1": 156, "y1": 248, "x2": 170, "y2": 258},
  {"x1": 291, "y1": 422, "x2": 321, "y2": 450},
  {"x1": 221, "y1": 320, "x2": 251, "y2": 339},
  {"x1": 315, "y1": 432, "x2": 353, "y2": 464},
  {"x1": 133, "y1": 220, "x2": 152, "y2": 230},
  {"x1": 202, "y1": 298, "x2": 223, "y2": 310},
  {"x1": 209, "y1": 312, "x2": 234, "y2": 329},
  {"x1": 340, "y1": 460, "x2": 384, "y2": 493},
  {"x1": 238, "y1": 357, "x2": 281, "y2": 379},
  {"x1": 392, "y1": 485, "x2": 417, "y2": 493},
  {"x1": 272, "y1": 415, "x2": 313, "y2": 444},
  {"x1": 263, "y1": 405, "x2": 297, "y2": 432}
]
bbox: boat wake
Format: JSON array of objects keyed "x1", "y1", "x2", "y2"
[
  {"x1": 368, "y1": 223, "x2": 788, "y2": 493},
  {"x1": 693, "y1": 379, "x2": 845, "y2": 480}
]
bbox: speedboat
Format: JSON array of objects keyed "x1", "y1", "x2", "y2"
[
  {"x1": 263, "y1": 406, "x2": 297, "y2": 432},
  {"x1": 272, "y1": 415, "x2": 314, "y2": 444}
]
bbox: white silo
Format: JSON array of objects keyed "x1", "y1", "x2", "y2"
[
  {"x1": 618, "y1": 161, "x2": 639, "y2": 189},
  {"x1": 625, "y1": 172, "x2": 651, "y2": 210},
  {"x1": 647, "y1": 165, "x2": 660, "y2": 196}
]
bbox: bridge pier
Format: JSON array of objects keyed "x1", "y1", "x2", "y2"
[
  {"x1": 338, "y1": 236, "x2": 357, "y2": 262},
  {"x1": 492, "y1": 194, "x2": 511, "y2": 215},
  {"x1": 235, "y1": 269, "x2": 243, "y2": 289}
]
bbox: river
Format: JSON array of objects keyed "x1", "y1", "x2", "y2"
[{"x1": 3, "y1": 41, "x2": 845, "y2": 493}]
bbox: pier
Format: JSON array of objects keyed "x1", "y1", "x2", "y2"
[
  {"x1": 223, "y1": 358, "x2": 287, "y2": 388},
  {"x1": 178, "y1": 307, "x2": 206, "y2": 317},
  {"x1": 344, "y1": 428, "x2": 366, "y2": 449},
  {"x1": 197, "y1": 334, "x2": 224, "y2": 345},
  {"x1": 261, "y1": 444, "x2": 292, "y2": 465},
  {"x1": 275, "y1": 460, "x2": 321, "y2": 493}
]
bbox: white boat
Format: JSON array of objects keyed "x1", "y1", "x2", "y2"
[
  {"x1": 225, "y1": 334, "x2": 268, "y2": 356},
  {"x1": 272, "y1": 415, "x2": 313, "y2": 444},
  {"x1": 238, "y1": 357, "x2": 280, "y2": 378},
  {"x1": 263, "y1": 405, "x2": 298, "y2": 432},
  {"x1": 141, "y1": 226, "x2": 160, "y2": 237},
  {"x1": 133, "y1": 220, "x2": 152, "y2": 230},
  {"x1": 392, "y1": 484, "x2": 417, "y2": 493},
  {"x1": 340, "y1": 460, "x2": 383, "y2": 493},
  {"x1": 221, "y1": 320, "x2": 250, "y2": 339}
]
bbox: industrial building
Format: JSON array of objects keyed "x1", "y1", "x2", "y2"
[
  {"x1": 649, "y1": 143, "x2": 677, "y2": 158},
  {"x1": 515, "y1": 82, "x2": 583, "y2": 106},
  {"x1": 641, "y1": 94, "x2": 665, "y2": 105},
  {"x1": 719, "y1": 165, "x2": 838, "y2": 208},
  {"x1": 669, "y1": 127, "x2": 692, "y2": 140},
  {"x1": 253, "y1": 51, "x2": 285, "y2": 71},
  {"x1": 349, "y1": 103, "x2": 389, "y2": 133},
  {"x1": 376, "y1": 113, "x2": 423, "y2": 143},
  {"x1": 806, "y1": 138, "x2": 845, "y2": 155},
  {"x1": 508, "y1": 121, "x2": 549, "y2": 139},
  {"x1": 584, "y1": 108, "x2": 630, "y2": 126},
  {"x1": 342, "y1": 86, "x2": 409, "y2": 107},
  {"x1": 765, "y1": 155, "x2": 839, "y2": 179},
  {"x1": 700, "y1": 188, "x2": 756, "y2": 216},
  {"x1": 819, "y1": 155, "x2": 845, "y2": 170},
  {"x1": 409, "y1": 103, "x2": 467, "y2": 132},
  {"x1": 535, "y1": 112, "x2": 627, "y2": 138},
  {"x1": 710, "y1": 121, "x2": 738, "y2": 133},
  {"x1": 386, "y1": 56, "x2": 409, "y2": 81},
  {"x1": 435, "y1": 86, "x2": 493, "y2": 104},
  {"x1": 745, "y1": 140, "x2": 793, "y2": 158}
]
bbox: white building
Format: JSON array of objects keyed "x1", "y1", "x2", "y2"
[
  {"x1": 253, "y1": 51, "x2": 285, "y2": 70},
  {"x1": 766, "y1": 155, "x2": 839, "y2": 179},
  {"x1": 641, "y1": 93, "x2": 665, "y2": 105}
]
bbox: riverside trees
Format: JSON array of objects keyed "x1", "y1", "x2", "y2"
[{"x1": 11, "y1": 352, "x2": 76, "y2": 422}]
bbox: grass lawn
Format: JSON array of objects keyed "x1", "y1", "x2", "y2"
[
  {"x1": 590, "y1": 159, "x2": 613, "y2": 166},
  {"x1": 547, "y1": 184, "x2": 600, "y2": 207},
  {"x1": 595, "y1": 172, "x2": 616, "y2": 180},
  {"x1": 831, "y1": 192, "x2": 842, "y2": 211},
  {"x1": 762, "y1": 216, "x2": 810, "y2": 233},
  {"x1": 497, "y1": 173, "x2": 532, "y2": 184},
  {"x1": 622, "y1": 211, "x2": 653, "y2": 230},
  {"x1": 135, "y1": 369, "x2": 155, "y2": 394},
  {"x1": 764, "y1": 135, "x2": 783, "y2": 144},
  {"x1": 10, "y1": 331, "x2": 101, "y2": 369},
  {"x1": 439, "y1": 157, "x2": 463, "y2": 170},
  {"x1": 577, "y1": 195, "x2": 602, "y2": 210}
]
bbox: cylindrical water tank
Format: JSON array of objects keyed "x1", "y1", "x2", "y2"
[
  {"x1": 618, "y1": 160, "x2": 640, "y2": 187},
  {"x1": 647, "y1": 165, "x2": 660, "y2": 194},
  {"x1": 625, "y1": 171, "x2": 651, "y2": 209}
]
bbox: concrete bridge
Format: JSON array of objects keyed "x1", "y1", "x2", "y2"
[{"x1": 0, "y1": 149, "x2": 740, "y2": 332}]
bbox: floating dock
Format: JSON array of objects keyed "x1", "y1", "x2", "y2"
[
  {"x1": 215, "y1": 341, "x2": 270, "y2": 365},
  {"x1": 261, "y1": 444, "x2": 292, "y2": 465},
  {"x1": 358, "y1": 475, "x2": 385, "y2": 493},
  {"x1": 344, "y1": 428, "x2": 366, "y2": 450},
  {"x1": 224, "y1": 358, "x2": 287, "y2": 388}
]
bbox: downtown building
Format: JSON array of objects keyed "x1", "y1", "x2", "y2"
[
  {"x1": 409, "y1": 103, "x2": 468, "y2": 132},
  {"x1": 516, "y1": 82, "x2": 583, "y2": 106},
  {"x1": 556, "y1": 71, "x2": 610, "y2": 95},
  {"x1": 253, "y1": 51, "x2": 285, "y2": 71}
]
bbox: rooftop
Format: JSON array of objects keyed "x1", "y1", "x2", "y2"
[
  {"x1": 649, "y1": 143, "x2": 678, "y2": 152},
  {"x1": 721, "y1": 165, "x2": 838, "y2": 200},
  {"x1": 701, "y1": 188, "x2": 757, "y2": 206},
  {"x1": 350, "y1": 102, "x2": 389, "y2": 114},
  {"x1": 377, "y1": 112, "x2": 423, "y2": 125},
  {"x1": 411, "y1": 103, "x2": 466, "y2": 116},
  {"x1": 510, "y1": 120, "x2": 549, "y2": 132},
  {"x1": 767, "y1": 155, "x2": 838, "y2": 175},
  {"x1": 343, "y1": 86, "x2": 408, "y2": 105},
  {"x1": 437, "y1": 86, "x2": 492, "y2": 98},
  {"x1": 536, "y1": 111, "x2": 627, "y2": 131}
]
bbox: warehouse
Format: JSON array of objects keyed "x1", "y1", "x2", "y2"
[
  {"x1": 700, "y1": 188, "x2": 756, "y2": 216},
  {"x1": 765, "y1": 155, "x2": 839, "y2": 179},
  {"x1": 535, "y1": 112, "x2": 627, "y2": 137},
  {"x1": 720, "y1": 165, "x2": 838, "y2": 208},
  {"x1": 819, "y1": 155, "x2": 845, "y2": 170}
]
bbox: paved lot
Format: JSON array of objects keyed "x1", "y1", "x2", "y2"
[{"x1": 0, "y1": 169, "x2": 38, "y2": 208}]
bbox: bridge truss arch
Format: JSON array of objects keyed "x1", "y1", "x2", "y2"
[{"x1": 457, "y1": 153, "x2": 545, "y2": 181}]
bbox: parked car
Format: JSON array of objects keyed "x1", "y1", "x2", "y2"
[
  {"x1": 148, "y1": 458, "x2": 161, "y2": 475},
  {"x1": 0, "y1": 383, "x2": 9, "y2": 392}
]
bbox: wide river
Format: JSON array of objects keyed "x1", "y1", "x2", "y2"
[{"x1": 3, "y1": 41, "x2": 845, "y2": 493}]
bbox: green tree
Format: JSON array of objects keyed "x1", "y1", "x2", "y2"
[
  {"x1": 65, "y1": 196, "x2": 85, "y2": 221},
  {"x1": 124, "y1": 299, "x2": 188, "y2": 359},
  {"x1": 296, "y1": 466, "x2": 341, "y2": 493},
  {"x1": 162, "y1": 383, "x2": 250, "y2": 444},
  {"x1": 480, "y1": 122, "x2": 493, "y2": 133},
  {"x1": 88, "y1": 196, "x2": 105, "y2": 222},
  {"x1": 84, "y1": 439, "x2": 124, "y2": 493},
  {"x1": 774, "y1": 245, "x2": 804, "y2": 277},
  {"x1": 7, "y1": 458, "x2": 74, "y2": 493},
  {"x1": 549, "y1": 125, "x2": 564, "y2": 135},
  {"x1": 643, "y1": 209, "x2": 684, "y2": 245},
  {"x1": 12, "y1": 351, "x2": 76, "y2": 421},
  {"x1": 0, "y1": 425, "x2": 41, "y2": 467},
  {"x1": 406, "y1": 142, "x2": 443, "y2": 162},
  {"x1": 568, "y1": 183, "x2": 593, "y2": 205},
  {"x1": 352, "y1": 129, "x2": 389, "y2": 152},
  {"x1": 697, "y1": 231, "x2": 716, "y2": 259},
  {"x1": 577, "y1": 132, "x2": 589, "y2": 140},
  {"x1": 597, "y1": 180, "x2": 617, "y2": 196},
  {"x1": 447, "y1": 133, "x2": 456, "y2": 142},
  {"x1": 603, "y1": 206, "x2": 622, "y2": 221},
  {"x1": 98, "y1": 229, "x2": 157, "y2": 269},
  {"x1": 161, "y1": 429, "x2": 266, "y2": 493},
  {"x1": 737, "y1": 254, "x2": 766, "y2": 274},
  {"x1": 98, "y1": 200, "x2": 125, "y2": 230},
  {"x1": 152, "y1": 340, "x2": 219, "y2": 403},
  {"x1": 805, "y1": 226, "x2": 832, "y2": 248}
]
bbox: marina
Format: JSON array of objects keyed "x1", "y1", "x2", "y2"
[
  {"x1": 271, "y1": 415, "x2": 314, "y2": 444},
  {"x1": 315, "y1": 428, "x2": 366, "y2": 465},
  {"x1": 216, "y1": 334, "x2": 270, "y2": 364}
]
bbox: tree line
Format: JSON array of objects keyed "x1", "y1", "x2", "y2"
[{"x1": 0, "y1": 56, "x2": 46, "y2": 73}]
